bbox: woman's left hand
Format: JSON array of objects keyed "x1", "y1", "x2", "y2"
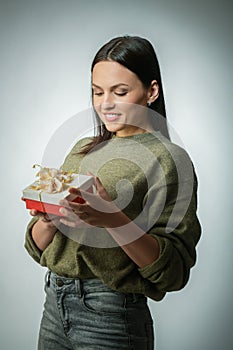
[{"x1": 59, "y1": 174, "x2": 122, "y2": 228}]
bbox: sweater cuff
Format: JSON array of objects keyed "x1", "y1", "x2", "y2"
[
  {"x1": 138, "y1": 237, "x2": 173, "y2": 281},
  {"x1": 24, "y1": 217, "x2": 42, "y2": 263}
]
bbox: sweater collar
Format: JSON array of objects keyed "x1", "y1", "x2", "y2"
[{"x1": 111, "y1": 131, "x2": 161, "y2": 143}]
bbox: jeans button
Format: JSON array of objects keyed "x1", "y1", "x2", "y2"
[{"x1": 56, "y1": 279, "x2": 64, "y2": 287}]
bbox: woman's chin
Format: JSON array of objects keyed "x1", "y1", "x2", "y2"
[{"x1": 105, "y1": 123, "x2": 123, "y2": 133}]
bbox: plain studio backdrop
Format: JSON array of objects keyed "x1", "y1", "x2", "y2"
[{"x1": 0, "y1": 0, "x2": 232, "y2": 349}]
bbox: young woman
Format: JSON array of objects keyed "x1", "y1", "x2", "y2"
[{"x1": 25, "y1": 35, "x2": 201, "y2": 350}]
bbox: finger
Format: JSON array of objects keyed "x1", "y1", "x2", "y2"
[
  {"x1": 59, "y1": 218, "x2": 77, "y2": 227},
  {"x1": 67, "y1": 202, "x2": 89, "y2": 212},
  {"x1": 67, "y1": 207, "x2": 89, "y2": 222},
  {"x1": 60, "y1": 203, "x2": 91, "y2": 224},
  {"x1": 94, "y1": 176, "x2": 105, "y2": 191},
  {"x1": 30, "y1": 209, "x2": 39, "y2": 216},
  {"x1": 86, "y1": 172, "x2": 103, "y2": 191},
  {"x1": 46, "y1": 213, "x2": 60, "y2": 221},
  {"x1": 59, "y1": 206, "x2": 87, "y2": 225},
  {"x1": 41, "y1": 215, "x2": 52, "y2": 223},
  {"x1": 60, "y1": 216, "x2": 92, "y2": 228},
  {"x1": 93, "y1": 176, "x2": 111, "y2": 201},
  {"x1": 59, "y1": 198, "x2": 88, "y2": 212},
  {"x1": 59, "y1": 217, "x2": 85, "y2": 228},
  {"x1": 86, "y1": 172, "x2": 97, "y2": 193},
  {"x1": 59, "y1": 212, "x2": 87, "y2": 226},
  {"x1": 41, "y1": 212, "x2": 59, "y2": 222},
  {"x1": 59, "y1": 206, "x2": 74, "y2": 217},
  {"x1": 68, "y1": 187, "x2": 94, "y2": 202},
  {"x1": 49, "y1": 216, "x2": 61, "y2": 224},
  {"x1": 59, "y1": 199, "x2": 70, "y2": 208}
]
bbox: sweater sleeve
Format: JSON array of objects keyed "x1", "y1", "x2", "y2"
[
  {"x1": 24, "y1": 216, "x2": 42, "y2": 263},
  {"x1": 138, "y1": 155, "x2": 201, "y2": 293}
]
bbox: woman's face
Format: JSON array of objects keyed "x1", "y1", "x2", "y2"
[{"x1": 92, "y1": 61, "x2": 156, "y2": 137}]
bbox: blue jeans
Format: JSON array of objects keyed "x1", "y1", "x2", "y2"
[{"x1": 38, "y1": 271, "x2": 154, "y2": 349}]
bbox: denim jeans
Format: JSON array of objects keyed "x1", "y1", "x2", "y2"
[{"x1": 38, "y1": 271, "x2": 154, "y2": 349}]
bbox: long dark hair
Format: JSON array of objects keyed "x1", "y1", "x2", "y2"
[{"x1": 79, "y1": 35, "x2": 170, "y2": 155}]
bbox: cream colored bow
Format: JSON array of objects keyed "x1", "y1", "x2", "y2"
[{"x1": 29, "y1": 164, "x2": 74, "y2": 194}]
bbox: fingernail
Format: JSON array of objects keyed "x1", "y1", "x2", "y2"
[{"x1": 59, "y1": 208, "x2": 65, "y2": 215}]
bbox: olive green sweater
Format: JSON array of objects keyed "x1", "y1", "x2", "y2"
[{"x1": 24, "y1": 132, "x2": 201, "y2": 301}]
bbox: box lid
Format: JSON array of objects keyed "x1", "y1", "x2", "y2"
[{"x1": 22, "y1": 174, "x2": 93, "y2": 205}]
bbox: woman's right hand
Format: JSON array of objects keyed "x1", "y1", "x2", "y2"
[
  {"x1": 30, "y1": 210, "x2": 61, "y2": 251},
  {"x1": 30, "y1": 209, "x2": 61, "y2": 225}
]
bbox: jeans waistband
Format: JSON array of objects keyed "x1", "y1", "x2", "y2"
[{"x1": 45, "y1": 270, "x2": 146, "y2": 303}]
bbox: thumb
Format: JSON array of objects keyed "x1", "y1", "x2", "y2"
[
  {"x1": 86, "y1": 171, "x2": 106, "y2": 197},
  {"x1": 86, "y1": 171, "x2": 102, "y2": 191},
  {"x1": 94, "y1": 176, "x2": 104, "y2": 192}
]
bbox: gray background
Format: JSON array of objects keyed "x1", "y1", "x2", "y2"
[{"x1": 1, "y1": 0, "x2": 232, "y2": 349}]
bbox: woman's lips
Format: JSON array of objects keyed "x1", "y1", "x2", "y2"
[{"x1": 103, "y1": 113, "x2": 121, "y2": 122}]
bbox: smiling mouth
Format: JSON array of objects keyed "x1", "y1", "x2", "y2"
[{"x1": 103, "y1": 113, "x2": 122, "y2": 122}]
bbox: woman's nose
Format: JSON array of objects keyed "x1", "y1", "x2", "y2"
[{"x1": 101, "y1": 93, "x2": 115, "y2": 109}]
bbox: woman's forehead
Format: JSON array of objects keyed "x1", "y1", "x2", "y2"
[{"x1": 92, "y1": 61, "x2": 140, "y2": 87}]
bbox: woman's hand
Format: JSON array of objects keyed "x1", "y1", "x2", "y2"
[
  {"x1": 28, "y1": 210, "x2": 61, "y2": 251},
  {"x1": 59, "y1": 175, "x2": 125, "y2": 228},
  {"x1": 58, "y1": 174, "x2": 160, "y2": 268},
  {"x1": 30, "y1": 209, "x2": 61, "y2": 227}
]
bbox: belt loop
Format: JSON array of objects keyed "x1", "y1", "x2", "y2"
[
  {"x1": 75, "y1": 278, "x2": 83, "y2": 297},
  {"x1": 126, "y1": 293, "x2": 137, "y2": 303},
  {"x1": 132, "y1": 293, "x2": 137, "y2": 303},
  {"x1": 45, "y1": 270, "x2": 51, "y2": 287}
]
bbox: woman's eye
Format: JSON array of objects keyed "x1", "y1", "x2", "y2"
[
  {"x1": 92, "y1": 90, "x2": 128, "y2": 96},
  {"x1": 115, "y1": 91, "x2": 128, "y2": 96}
]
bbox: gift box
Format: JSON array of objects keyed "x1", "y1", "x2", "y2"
[{"x1": 22, "y1": 172, "x2": 94, "y2": 216}]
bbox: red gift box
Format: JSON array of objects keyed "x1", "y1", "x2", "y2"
[{"x1": 22, "y1": 174, "x2": 94, "y2": 216}]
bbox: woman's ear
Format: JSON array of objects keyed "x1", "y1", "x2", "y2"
[{"x1": 147, "y1": 80, "x2": 159, "y2": 105}]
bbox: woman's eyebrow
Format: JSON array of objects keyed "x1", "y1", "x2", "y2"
[{"x1": 92, "y1": 83, "x2": 130, "y2": 89}]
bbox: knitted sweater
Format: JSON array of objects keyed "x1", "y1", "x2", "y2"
[{"x1": 24, "y1": 132, "x2": 201, "y2": 301}]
